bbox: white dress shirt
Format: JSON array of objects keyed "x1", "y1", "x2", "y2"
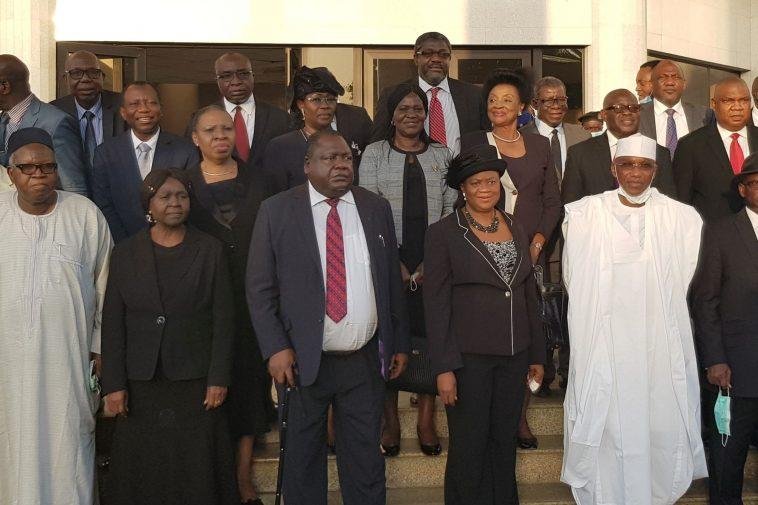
[
  {"x1": 130, "y1": 128, "x2": 160, "y2": 180},
  {"x1": 308, "y1": 182, "x2": 378, "y2": 352},
  {"x1": 535, "y1": 118, "x2": 567, "y2": 173},
  {"x1": 419, "y1": 76, "x2": 461, "y2": 156},
  {"x1": 746, "y1": 206, "x2": 758, "y2": 240},
  {"x1": 716, "y1": 124, "x2": 750, "y2": 162},
  {"x1": 607, "y1": 130, "x2": 620, "y2": 159},
  {"x1": 653, "y1": 99, "x2": 689, "y2": 147},
  {"x1": 223, "y1": 95, "x2": 256, "y2": 149},
  {"x1": 75, "y1": 95, "x2": 104, "y2": 145},
  {"x1": 752, "y1": 107, "x2": 758, "y2": 128}
]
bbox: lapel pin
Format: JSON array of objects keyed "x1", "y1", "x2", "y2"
[{"x1": 378, "y1": 234, "x2": 385, "y2": 247}]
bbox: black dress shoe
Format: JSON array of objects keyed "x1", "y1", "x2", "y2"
[
  {"x1": 381, "y1": 443, "x2": 400, "y2": 457},
  {"x1": 517, "y1": 436, "x2": 539, "y2": 449},
  {"x1": 417, "y1": 427, "x2": 442, "y2": 456}
]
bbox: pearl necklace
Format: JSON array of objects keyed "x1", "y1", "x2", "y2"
[{"x1": 492, "y1": 130, "x2": 521, "y2": 143}]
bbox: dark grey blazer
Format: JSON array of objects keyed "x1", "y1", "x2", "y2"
[
  {"x1": 692, "y1": 209, "x2": 758, "y2": 397},
  {"x1": 50, "y1": 89, "x2": 126, "y2": 141},
  {"x1": 101, "y1": 226, "x2": 235, "y2": 394},
  {"x1": 247, "y1": 184, "x2": 410, "y2": 387},
  {"x1": 638, "y1": 100, "x2": 709, "y2": 142},
  {"x1": 672, "y1": 123, "x2": 758, "y2": 221},
  {"x1": 562, "y1": 132, "x2": 677, "y2": 204},
  {"x1": 519, "y1": 121, "x2": 591, "y2": 152}
]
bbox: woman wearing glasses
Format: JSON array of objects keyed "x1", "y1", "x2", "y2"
[
  {"x1": 460, "y1": 68, "x2": 562, "y2": 450},
  {"x1": 261, "y1": 66, "x2": 372, "y2": 195}
]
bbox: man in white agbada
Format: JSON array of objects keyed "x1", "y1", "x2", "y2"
[
  {"x1": 0, "y1": 127, "x2": 112, "y2": 505},
  {"x1": 561, "y1": 133, "x2": 708, "y2": 504}
]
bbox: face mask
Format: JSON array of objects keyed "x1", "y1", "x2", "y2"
[
  {"x1": 591, "y1": 129, "x2": 605, "y2": 137},
  {"x1": 714, "y1": 387, "x2": 731, "y2": 446},
  {"x1": 639, "y1": 95, "x2": 652, "y2": 104},
  {"x1": 616, "y1": 181, "x2": 653, "y2": 204}
]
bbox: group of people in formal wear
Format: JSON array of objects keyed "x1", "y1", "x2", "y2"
[{"x1": 0, "y1": 29, "x2": 757, "y2": 505}]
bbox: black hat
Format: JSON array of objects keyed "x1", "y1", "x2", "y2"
[
  {"x1": 292, "y1": 66, "x2": 345, "y2": 100},
  {"x1": 446, "y1": 144, "x2": 507, "y2": 190},
  {"x1": 735, "y1": 153, "x2": 758, "y2": 182},
  {"x1": 6, "y1": 127, "x2": 54, "y2": 160}
]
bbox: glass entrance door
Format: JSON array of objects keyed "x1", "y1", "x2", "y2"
[{"x1": 56, "y1": 42, "x2": 146, "y2": 97}]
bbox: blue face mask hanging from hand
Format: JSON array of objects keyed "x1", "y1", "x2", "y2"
[{"x1": 714, "y1": 387, "x2": 731, "y2": 446}]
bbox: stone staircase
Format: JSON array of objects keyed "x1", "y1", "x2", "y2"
[{"x1": 255, "y1": 387, "x2": 758, "y2": 504}]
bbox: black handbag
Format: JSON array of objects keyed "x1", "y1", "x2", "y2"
[
  {"x1": 533, "y1": 265, "x2": 569, "y2": 350},
  {"x1": 387, "y1": 336, "x2": 438, "y2": 395}
]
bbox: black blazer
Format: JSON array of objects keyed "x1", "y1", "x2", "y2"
[
  {"x1": 460, "y1": 130, "x2": 562, "y2": 240},
  {"x1": 673, "y1": 124, "x2": 758, "y2": 221},
  {"x1": 101, "y1": 227, "x2": 235, "y2": 394},
  {"x1": 692, "y1": 209, "x2": 758, "y2": 397},
  {"x1": 187, "y1": 160, "x2": 267, "y2": 339},
  {"x1": 50, "y1": 90, "x2": 126, "y2": 141},
  {"x1": 370, "y1": 77, "x2": 487, "y2": 142},
  {"x1": 92, "y1": 130, "x2": 199, "y2": 243},
  {"x1": 247, "y1": 184, "x2": 410, "y2": 387},
  {"x1": 424, "y1": 209, "x2": 544, "y2": 376},
  {"x1": 562, "y1": 132, "x2": 677, "y2": 204},
  {"x1": 336, "y1": 103, "x2": 373, "y2": 170}
]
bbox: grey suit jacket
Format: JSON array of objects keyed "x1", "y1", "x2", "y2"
[
  {"x1": 520, "y1": 120, "x2": 591, "y2": 150},
  {"x1": 638, "y1": 100, "x2": 709, "y2": 142},
  {"x1": 2, "y1": 95, "x2": 88, "y2": 196}
]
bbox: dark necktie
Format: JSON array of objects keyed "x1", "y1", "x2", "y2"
[
  {"x1": 0, "y1": 112, "x2": 9, "y2": 153},
  {"x1": 234, "y1": 106, "x2": 250, "y2": 162},
  {"x1": 83, "y1": 111, "x2": 97, "y2": 166},
  {"x1": 550, "y1": 128, "x2": 562, "y2": 184},
  {"x1": 325, "y1": 199, "x2": 347, "y2": 323},
  {"x1": 429, "y1": 87, "x2": 447, "y2": 146},
  {"x1": 665, "y1": 109, "x2": 678, "y2": 159}
]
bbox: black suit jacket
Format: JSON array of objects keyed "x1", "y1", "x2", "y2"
[
  {"x1": 92, "y1": 130, "x2": 199, "y2": 243},
  {"x1": 562, "y1": 132, "x2": 677, "y2": 204},
  {"x1": 336, "y1": 103, "x2": 373, "y2": 176},
  {"x1": 460, "y1": 130, "x2": 562, "y2": 241},
  {"x1": 50, "y1": 90, "x2": 126, "y2": 141},
  {"x1": 692, "y1": 209, "x2": 758, "y2": 397},
  {"x1": 370, "y1": 77, "x2": 487, "y2": 142},
  {"x1": 672, "y1": 124, "x2": 758, "y2": 221},
  {"x1": 424, "y1": 209, "x2": 544, "y2": 375},
  {"x1": 247, "y1": 184, "x2": 410, "y2": 387},
  {"x1": 101, "y1": 227, "x2": 235, "y2": 394}
]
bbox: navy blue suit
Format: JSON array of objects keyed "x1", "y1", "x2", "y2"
[{"x1": 92, "y1": 130, "x2": 198, "y2": 242}]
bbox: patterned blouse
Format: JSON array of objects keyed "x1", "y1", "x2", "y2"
[{"x1": 483, "y1": 240, "x2": 518, "y2": 283}]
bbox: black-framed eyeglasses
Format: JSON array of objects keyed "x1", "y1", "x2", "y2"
[
  {"x1": 65, "y1": 68, "x2": 104, "y2": 80},
  {"x1": 414, "y1": 49, "x2": 452, "y2": 59},
  {"x1": 604, "y1": 104, "x2": 642, "y2": 114},
  {"x1": 12, "y1": 163, "x2": 58, "y2": 175},
  {"x1": 216, "y1": 69, "x2": 254, "y2": 82},
  {"x1": 305, "y1": 96, "x2": 338, "y2": 105},
  {"x1": 739, "y1": 179, "x2": 758, "y2": 189},
  {"x1": 614, "y1": 161, "x2": 654, "y2": 171},
  {"x1": 536, "y1": 97, "x2": 568, "y2": 108}
]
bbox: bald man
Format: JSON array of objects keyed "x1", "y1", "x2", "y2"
[
  {"x1": 751, "y1": 76, "x2": 758, "y2": 127},
  {"x1": 638, "y1": 59, "x2": 709, "y2": 158},
  {"x1": 0, "y1": 54, "x2": 88, "y2": 195},
  {"x1": 673, "y1": 76, "x2": 758, "y2": 221},
  {"x1": 51, "y1": 51, "x2": 126, "y2": 167}
]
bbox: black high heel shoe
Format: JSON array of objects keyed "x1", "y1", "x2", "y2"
[
  {"x1": 380, "y1": 443, "x2": 401, "y2": 457},
  {"x1": 416, "y1": 426, "x2": 442, "y2": 456},
  {"x1": 517, "y1": 435, "x2": 539, "y2": 449}
]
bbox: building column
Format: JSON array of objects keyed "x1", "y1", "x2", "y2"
[
  {"x1": 0, "y1": 0, "x2": 57, "y2": 102},
  {"x1": 584, "y1": 0, "x2": 647, "y2": 111}
]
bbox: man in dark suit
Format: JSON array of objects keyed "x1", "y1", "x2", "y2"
[
  {"x1": 370, "y1": 32, "x2": 486, "y2": 154},
  {"x1": 0, "y1": 54, "x2": 88, "y2": 195},
  {"x1": 638, "y1": 59, "x2": 709, "y2": 158},
  {"x1": 563, "y1": 88, "x2": 677, "y2": 205},
  {"x1": 692, "y1": 154, "x2": 758, "y2": 502},
  {"x1": 673, "y1": 76, "x2": 758, "y2": 222},
  {"x1": 750, "y1": 76, "x2": 758, "y2": 127},
  {"x1": 207, "y1": 52, "x2": 289, "y2": 170},
  {"x1": 92, "y1": 81, "x2": 197, "y2": 242},
  {"x1": 248, "y1": 130, "x2": 409, "y2": 505},
  {"x1": 334, "y1": 101, "x2": 373, "y2": 169},
  {"x1": 50, "y1": 50, "x2": 125, "y2": 170}
]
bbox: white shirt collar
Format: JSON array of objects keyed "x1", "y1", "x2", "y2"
[
  {"x1": 653, "y1": 98, "x2": 684, "y2": 116},
  {"x1": 716, "y1": 123, "x2": 748, "y2": 142},
  {"x1": 130, "y1": 128, "x2": 160, "y2": 150},
  {"x1": 606, "y1": 129, "x2": 619, "y2": 147},
  {"x1": 535, "y1": 117, "x2": 564, "y2": 136},
  {"x1": 223, "y1": 95, "x2": 256, "y2": 115},
  {"x1": 308, "y1": 181, "x2": 355, "y2": 207},
  {"x1": 74, "y1": 94, "x2": 103, "y2": 120},
  {"x1": 746, "y1": 206, "x2": 758, "y2": 231},
  {"x1": 418, "y1": 76, "x2": 451, "y2": 94}
]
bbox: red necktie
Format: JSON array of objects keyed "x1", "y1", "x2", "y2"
[
  {"x1": 429, "y1": 87, "x2": 447, "y2": 146},
  {"x1": 234, "y1": 106, "x2": 250, "y2": 162},
  {"x1": 730, "y1": 132, "x2": 745, "y2": 174},
  {"x1": 325, "y1": 199, "x2": 347, "y2": 323}
]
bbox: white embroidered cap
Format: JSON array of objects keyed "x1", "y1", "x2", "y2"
[{"x1": 614, "y1": 133, "x2": 657, "y2": 161}]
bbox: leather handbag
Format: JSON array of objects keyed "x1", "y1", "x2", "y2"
[
  {"x1": 387, "y1": 336, "x2": 438, "y2": 395},
  {"x1": 533, "y1": 265, "x2": 569, "y2": 350}
]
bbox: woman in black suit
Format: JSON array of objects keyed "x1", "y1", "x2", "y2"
[
  {"x1": 424, "y1": 145, "x2": 544, "y2": 505},
  {"x1": 102, "y1": 168, "x2": 237, "y2": 505},
  {"x1": 460, "y1": 69, "x2": 561, "y2": 449},
  {"x1": 187, "y1": 105, "x2": 273, "y2": 505}
]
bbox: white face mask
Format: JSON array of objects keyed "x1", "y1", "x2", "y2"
[
  {"x1": 639, "y1": 95, "x2": 653, "y2": 104},
  {"x1": 616, "y1": 182, "x2": 653, "y2": 204},
  {"x1": 590, "y1": 129, "x2": 605, "y2": 137}
]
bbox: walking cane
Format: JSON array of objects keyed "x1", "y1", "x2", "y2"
[{"x1": 274, "y1": 385, "x2": 293, "y2": 505}]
